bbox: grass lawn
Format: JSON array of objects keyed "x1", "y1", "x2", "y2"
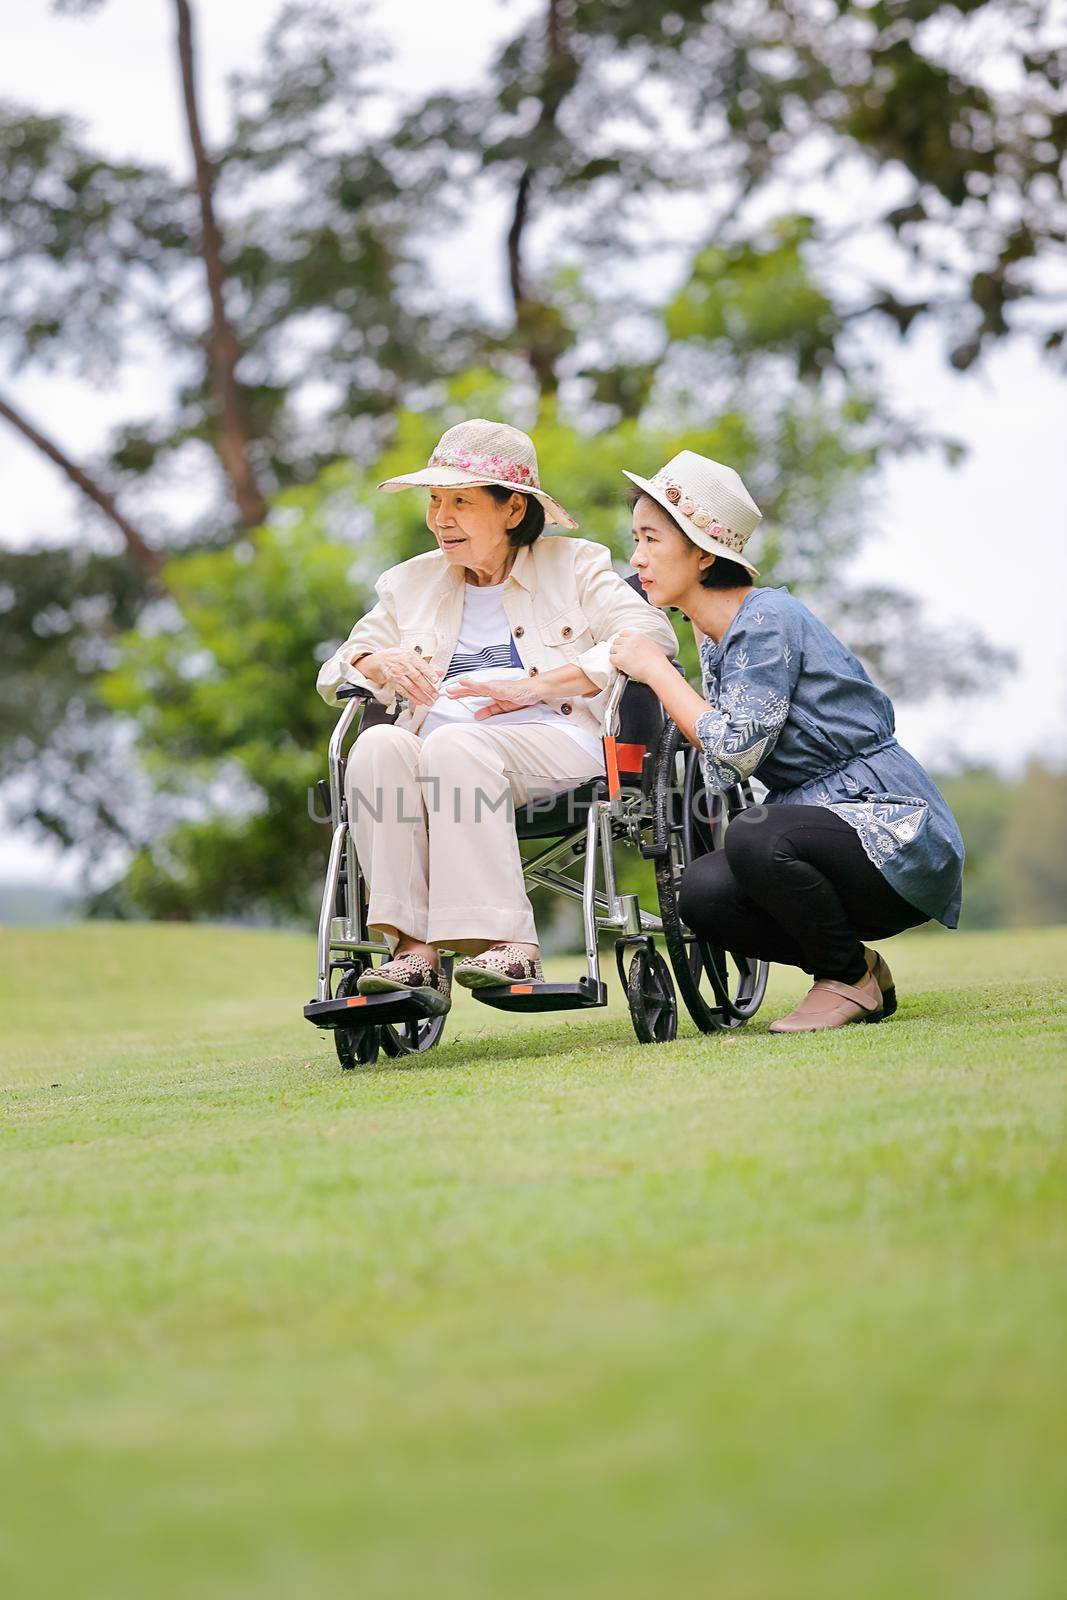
[{"x1": 1, "y1": 921, "x2": 1065, "y2": 1599}]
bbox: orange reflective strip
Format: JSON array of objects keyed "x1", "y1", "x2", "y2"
[
  {"x1": 616, "y1": 742, "x2": 645, "y2": 774},
  {"x1": 603, "y1": 735, "x2": 621, "y2": 800},
  {"x1": 345, "y1": 995, "x2": 368, "y2": 1007},
  {"x1": 510, "y1": 984, "x2": 534, "y2": 994}
]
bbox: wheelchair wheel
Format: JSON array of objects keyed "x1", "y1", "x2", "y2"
[
  {"x1": 626, "y1": 946, "x2": 678, "y2": 1045},
  {"x1": 379, "y1": 956, "x2": 453, "y2": 1057},
  {"x1": 651, "y1": 720, "x2": 769, "y2": 1034},
  {"x1": 333, "y1": 966, "x2": 380, "y2": 1069}
]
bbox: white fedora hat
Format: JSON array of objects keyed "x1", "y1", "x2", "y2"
[
  {"x1": 377, "y1": 418, "x2": 578, "y2": 529},
  {"x1": 622, "y1": 449, "x2": 762, "y2": 575}
]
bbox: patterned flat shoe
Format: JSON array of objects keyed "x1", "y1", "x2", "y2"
[
  {"x1": 453, "y1": 945, "x2": 545, "y2": 989},
  {"x1": 863, "y1": 946, "x2": 897, "y2": 1017},
  {"x1": 357, "y1": 951, "x2": 450, "y2": 999}
]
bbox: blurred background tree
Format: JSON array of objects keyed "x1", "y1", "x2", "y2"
[{"x1": 1, "y1": 0, "x2": 1062, "y2": 918}]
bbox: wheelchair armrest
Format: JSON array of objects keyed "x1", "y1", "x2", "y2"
[{"x1": 336, "y1": 682, "x2": 374, "y2": 702}]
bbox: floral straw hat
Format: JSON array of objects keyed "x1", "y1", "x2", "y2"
[
  {"x1": 623, "y1": 449, "x2": 762, "y2": 576},
  {"x1": 377, "y1": 418, "x2": 578, "y2": 529}
]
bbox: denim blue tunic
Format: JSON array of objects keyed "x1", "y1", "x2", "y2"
[{"x1": 695, "y1": 587, "x2": 964, "y2": 928}]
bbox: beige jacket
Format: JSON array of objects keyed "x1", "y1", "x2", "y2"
[{"x1": 316, "y1": 536, "x2": 677, "y2": 741}]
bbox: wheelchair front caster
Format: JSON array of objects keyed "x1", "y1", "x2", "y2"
[
  {"x1": 626, "y1": 946, "x2": 678, "y2": 1044},
  {"x1": 334, "y1": 967, "x2": 380, "y2": 1069}
]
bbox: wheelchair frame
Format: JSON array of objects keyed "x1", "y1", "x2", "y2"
[{"x1": 304, "y1": 672, "x2": 768, "y2": 1060}]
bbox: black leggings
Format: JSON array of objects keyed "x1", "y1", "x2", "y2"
[{"x1": 678, "y1": 804, "x2": 928, "y2": 985}]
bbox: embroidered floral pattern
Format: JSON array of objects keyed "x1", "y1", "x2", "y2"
[
  {"x1": 428, "y1": 449, "x2": 537, "y2": 486},
  {"x1": 690, "y1": 590, "x2": 963, "y2": 928},
  {"x1": 824, "y1": 797, "x2": 930, "y2": 870},
  {"x1": 695, "y1": 674, "x2": 790, "y2": 791}
]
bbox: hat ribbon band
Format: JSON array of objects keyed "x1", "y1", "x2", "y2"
[
  {"x1": 650, "y1": 473, "x2": 746, "y2": 554},
  {"x1": 427, "y1": 449, "x2": 538, "y2": 488}
]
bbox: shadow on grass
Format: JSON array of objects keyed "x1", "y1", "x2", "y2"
[{"x1": 325, "y1": 1015, "x2": 643, "y2": 1078}]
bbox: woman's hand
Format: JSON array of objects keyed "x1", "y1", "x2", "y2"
[
  {"x1": 609, "y1": 630, "x2": 670, "y2": 684},
  {"x1": 355, "y1": 647, "x2": 441, "y2": 707},
  {"x1": 445, "y1": 675, "x2": 547, "y2": 720}
]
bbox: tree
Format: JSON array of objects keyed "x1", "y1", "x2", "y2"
[
  {"x1": 397, "y1": 0, "x2": 1067, "y2": 395},
  {"x1": 0, "y1": 2, "x2": 462, "y2": 860},
  {"x1": 0, "y1": 4, "x2": 453, "y2": 519},
  {"x1": 174, "y1": 0, "x2": 266, "y2": 527}
]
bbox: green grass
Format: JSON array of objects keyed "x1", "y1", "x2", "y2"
[{"x1": 1, "y1": 922, "x2": 1065, "y2": 1599}]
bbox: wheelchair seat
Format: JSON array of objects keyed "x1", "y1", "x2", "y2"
[{"x1": 515, "y1": 779, "x2": 603, "y2": 839}]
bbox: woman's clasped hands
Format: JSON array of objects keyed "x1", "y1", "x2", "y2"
[{"x1": 354, "y1": 646, "x2": 442, "y2": 706}]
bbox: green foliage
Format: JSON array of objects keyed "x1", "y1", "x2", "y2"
[
  {"x1": 400, "y1": 0, "x2": 1067, "y2": 381},
  {"x1": 0, "y1": 544, "x2": 151, "y2": 849},
  {"x1": 99, "y1": 472, "x2": 376, "y2": 918},
  {"x1": 939, "y1": 761, "x2": 1067, "y2": 930},
  {"x1": 665, "y1": 221, "x2": 840, "y2": 378}
]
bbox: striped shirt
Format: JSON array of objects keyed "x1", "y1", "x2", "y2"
[
  {"x1": 443, "y1": 638, "x2": 522, "y2": 682},
  {"x1": 418, "y1": 580, "x2": 601, "y2": 757}
]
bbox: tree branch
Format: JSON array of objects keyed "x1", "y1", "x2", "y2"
[
  {"x1": 0, "y1": 388, "x2": 165, "y2": 583},
  {"x1": 174, "y1": 0, "x2": 267, "y2": 528},
  {"x1": 506, "y1": 0, "x2": 574, "y2": 397},
  {"x1": 507, "y1": 167, "x2": 532, "y2": 311}
]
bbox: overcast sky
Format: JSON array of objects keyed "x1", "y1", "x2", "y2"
[{"x1": 2, "y1": 0, "x2": 1066, "y2": 887}]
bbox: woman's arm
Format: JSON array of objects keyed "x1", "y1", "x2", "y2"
[
  {"x1": 571, "y1": 540, "x2": 678, "y2": 688},
  {"x1": 607, "y1": 634, "x2": 709, "y2": 746},
  {"x1": 316, "y1": 573, "x2": 408, "y2": 707},
  {"x1": 610, "y1": 608, "x2": 799, "y2": 793},
  {"x1": 446, "y1": 661, "x2": 598, "y2": 719}
]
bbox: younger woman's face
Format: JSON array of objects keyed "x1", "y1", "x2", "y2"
[{"x1": 629, "y1": 494, "x2": 712, "y2": 609}]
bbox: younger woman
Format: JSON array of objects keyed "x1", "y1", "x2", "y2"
[{"x1": 608, "y1": 450, "x2": 964, "y2": 1033}]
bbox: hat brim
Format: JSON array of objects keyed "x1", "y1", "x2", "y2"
[
  {"x1": 622, "y1": 471, "x2": 760, "y2": 576},
  {"x1": 377, "y1": 467, "x2": 578, "y2": 530}
]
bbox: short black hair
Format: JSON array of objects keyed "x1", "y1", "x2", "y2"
[
  {"x1": 486, "y1": 484, "x2": 546, "y2": 547},
  {"x1": 627, "y1": 488, "x2": 752, "y2": 589}
]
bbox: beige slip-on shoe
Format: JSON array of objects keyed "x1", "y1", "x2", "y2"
[
  {"x1": 357, "y1": 951, "x2": 450, "y2": 1000},
  {"x1": 863, "y1": 946, "x2": 897, "y2": 1017},
  {"x1": 454, "y1": 945, "x2": 545, "y2": 989},
  {"x1": 769, "y1": 970, "x2": 884, "y2": 1033}
]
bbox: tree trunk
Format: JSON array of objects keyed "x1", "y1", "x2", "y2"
[
  {"x1": 174, "y1": 0, "x2": 267, "y2": 528},
  {"x1": 0, "y1": 390, "x2": 165, "y2": 583},
  {"x1": 506, "y1": 0, "x2": 574, "y2": 398}
]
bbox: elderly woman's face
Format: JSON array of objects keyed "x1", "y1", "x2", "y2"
[
  {"x1": 629, "y1": 494, "x2": 711, "y2": 607},
  {"x1": 426, "y1": 486, "x2": 522, "y2": 577}
]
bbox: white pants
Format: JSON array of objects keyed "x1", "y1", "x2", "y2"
[{"x1": 346, "y1": 721, "x2": 605, "y2": 947}]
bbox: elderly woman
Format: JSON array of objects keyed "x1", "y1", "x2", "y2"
[
  {"x1": 607, "y1": 449, "x2": 965, "y2": 1033},
  {"x1": 316, "y1": 419, "x2": 676, "y2": 1000}
]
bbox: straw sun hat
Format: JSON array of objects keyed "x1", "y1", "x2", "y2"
[
  {"x1": 623, "y1": 449, "x2": 762, "y2": 576},
  {"x1": 377, "y1": 419, "x2": 578, "y2": 529}
]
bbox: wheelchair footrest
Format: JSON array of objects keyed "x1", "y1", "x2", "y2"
[
  {"x1": 470, "y1": 978, "x2": 608, "y2": 1014},
  {"x1": 304, "y1": 989, "x2": 450, "y2": 1029}
]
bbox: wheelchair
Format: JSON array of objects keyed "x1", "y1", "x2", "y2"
[{"x1": 304, "y1": 666, "x2": 769, "y2": 1066}]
